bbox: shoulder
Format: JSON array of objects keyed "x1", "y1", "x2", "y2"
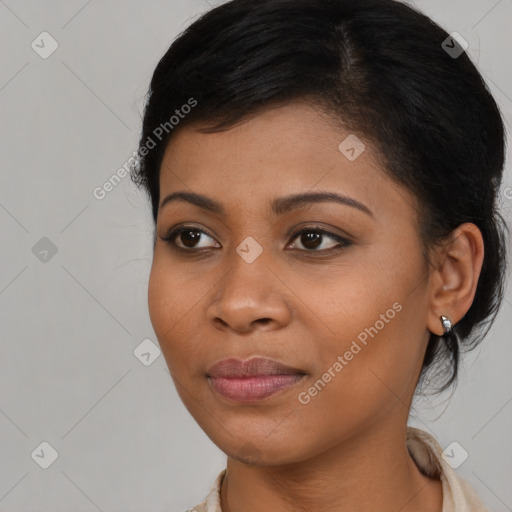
[{"x1": 406, "y1": 426, "x2": 490, "y2": 512}]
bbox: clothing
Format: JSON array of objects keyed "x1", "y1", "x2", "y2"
[{"x1": 189, "y1": 427, "x2": 489, "y2": 512}]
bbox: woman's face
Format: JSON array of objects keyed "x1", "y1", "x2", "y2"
[{"x1": 148, "y1": 102, "x2": 435, "y2": 465}]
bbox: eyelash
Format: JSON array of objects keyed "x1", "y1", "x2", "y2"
[{"x1": 160, "y1": 225, "x2": 353, "y2": 255}]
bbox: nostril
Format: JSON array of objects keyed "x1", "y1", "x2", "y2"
[{"x1": 215, "y1": 318, "x2": 229, "y2": 328}]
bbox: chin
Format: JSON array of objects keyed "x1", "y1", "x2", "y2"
[{"x1": 204, "y1": 420, "x2": 310, "y2": 466}]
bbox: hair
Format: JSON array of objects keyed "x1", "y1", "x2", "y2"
[{"x1": 131, "y1": 0, "x2": 509, "y2": 394}]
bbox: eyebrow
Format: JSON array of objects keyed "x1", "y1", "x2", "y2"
[{"x1": 160, "y1": 190, "x2": 374, "y2": 218}]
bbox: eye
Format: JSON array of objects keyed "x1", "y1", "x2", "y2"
[
  {"x1": 161, "y1": 226, "x2": 220, "y2": 250},
  {"x1": 287, "y1": 227, "x2": 352, "y2": 252}
]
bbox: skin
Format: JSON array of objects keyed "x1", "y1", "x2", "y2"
[{"x1": 148, "y1": 101, "x2": 484, "y2": 512}]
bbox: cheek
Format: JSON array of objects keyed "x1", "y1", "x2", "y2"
[
  {"x1": 286, "y1": 307, "x2": 426, "y2": 458},
  {"x1": 296, "y1": 241, "x2": 428, "y2": 408},
  {"x1": 148, "y1": 252, "x2": 220, "y2": 382},
  {"x1": 147, "y1": 258, "x2": 171, "y2": 340},
  {"x1": 148, "y1": 256, "x2": 194, "y2": 370}
]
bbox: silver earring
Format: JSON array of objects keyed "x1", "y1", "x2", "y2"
[{"x1": 440, "y1": 315, "x2": 452, "y2": 335}]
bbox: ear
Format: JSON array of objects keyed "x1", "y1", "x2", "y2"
[{"x1": 426, "y1": 223, "x2": 484, "y2": 336}]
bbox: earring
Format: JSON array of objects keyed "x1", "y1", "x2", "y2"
[{"x1": 440, "y1": 315, "x2": 452, "y2": 335}]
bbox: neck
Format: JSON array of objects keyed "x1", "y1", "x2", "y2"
[{"x1": 220, "y1": 419, "x2": 442, "y2": 512}]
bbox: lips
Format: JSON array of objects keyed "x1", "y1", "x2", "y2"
[
  {"x1": 207, "y1": 357, "x2": 307, "y2": 402},
  {"x1": 207, "y1": 357, "x2": 305, "y2": 378},
  {"x1": 207, "y1": 357, "x2": 306, "y2": 402}
]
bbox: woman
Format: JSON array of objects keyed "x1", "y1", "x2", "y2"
[{"x1": 130, "y1": 0, "x2": 508, "y2": 510}]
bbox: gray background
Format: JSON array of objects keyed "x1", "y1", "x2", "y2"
[{"x1": 1, "y1": 0, "x2": 511, "y2": 511}]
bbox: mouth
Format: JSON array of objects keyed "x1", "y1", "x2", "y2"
[{"x1": 206, "y1": 357, "x2": 307, "y2": 402}]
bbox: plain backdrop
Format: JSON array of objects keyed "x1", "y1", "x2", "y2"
[{"x1": 1, "y1": 1, "x2": 511, "y2": 511}]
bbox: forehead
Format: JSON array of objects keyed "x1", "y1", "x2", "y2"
[{"x1": 158, "y1": 102, "x2": 415, "y2": 220}]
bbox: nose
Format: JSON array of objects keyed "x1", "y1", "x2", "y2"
[{"x1": 206, "y1": 250, "x2": 292, "y2": 334}]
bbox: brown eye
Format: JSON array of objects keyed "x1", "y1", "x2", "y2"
[
  {"x1": 162, "y1": 227, "x2": 220, "y2": 250},
  {"x1": 288, "y1": 228, "x2": 351, "y2": 252},
  {"x1": 178, "y1": 230, "x2": 204, "y2": 248}
]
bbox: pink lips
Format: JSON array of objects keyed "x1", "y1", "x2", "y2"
[{"x1": 207, "y1": 357, "x2": 306, "y2": 402}]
